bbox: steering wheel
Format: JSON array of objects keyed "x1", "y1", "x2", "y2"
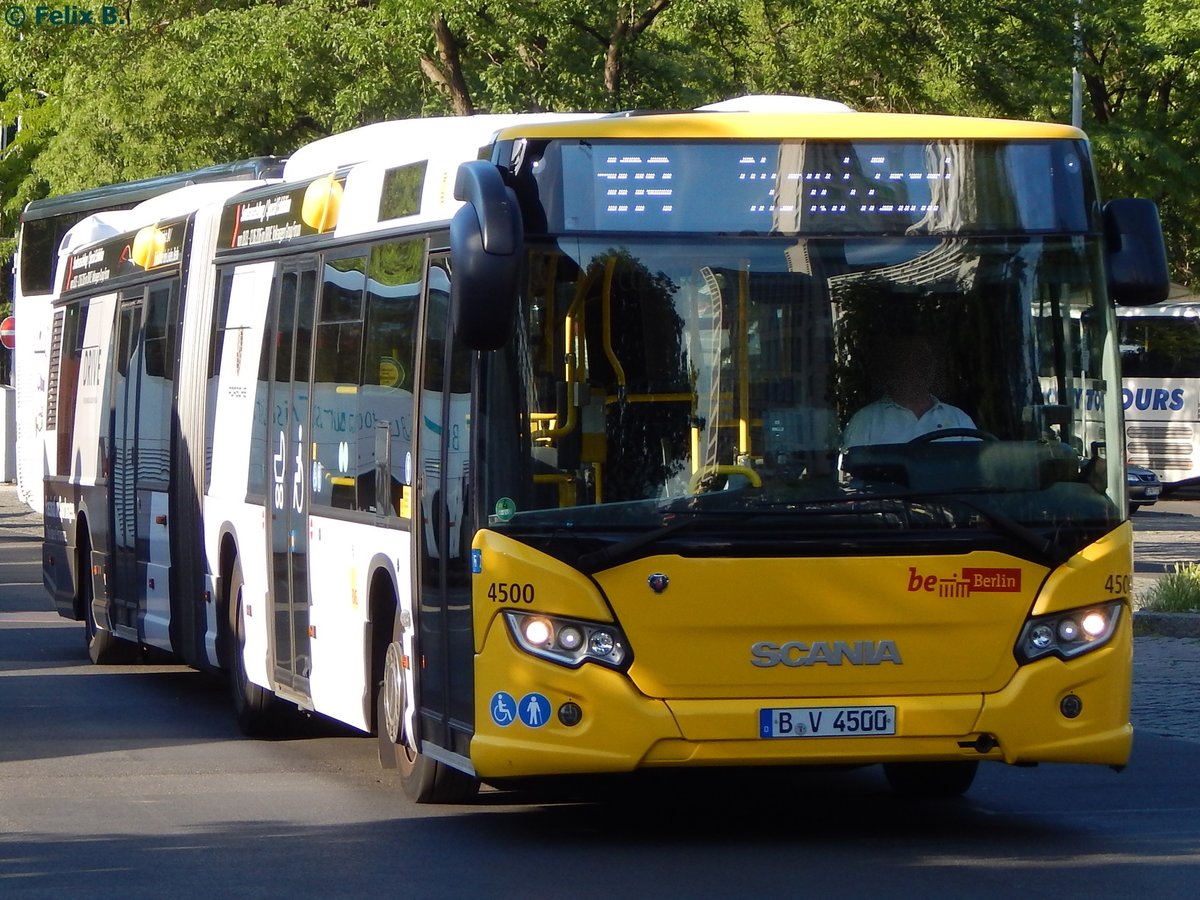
[
  {"x1": 908, "y1": 427, "x2": 998, "y2": 443},
  {"x1": 688, "y1": 464, "x2": 763, "y2": 494}
]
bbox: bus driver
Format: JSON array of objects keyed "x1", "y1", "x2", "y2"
[{"x1": 842, "y1": 334, "x2": 975, "y2": 448}]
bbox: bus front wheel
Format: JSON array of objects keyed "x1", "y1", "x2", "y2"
[{"x1": 377, "y1": 639, "x2": 478, "y2": 804}]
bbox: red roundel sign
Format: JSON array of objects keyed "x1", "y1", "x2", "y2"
[{"x1": 0, "y1": 316, "x2": 14, "y2": 350}]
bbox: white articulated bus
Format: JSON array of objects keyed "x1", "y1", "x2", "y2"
[
  {"x1": 46, "y1": 101, "x2": 1169, "y2": 805},
  {"x1": 42, "y1": 177, "x2": 281, "y2": 661},
  {"x1": 43, "y1": 110, "x2": 595, "y2": 790},
  {"x1": 1117, "y1": 300, "x2": 1200, "y2": 486},
  {"x1": 12, "y1": 158, "x2": 285, "y2": 512}
]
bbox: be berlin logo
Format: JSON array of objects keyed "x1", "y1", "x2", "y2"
[{"x1": 4, "y1": 4, "x2": 129, "y2": 27}]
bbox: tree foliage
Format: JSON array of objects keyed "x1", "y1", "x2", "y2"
[{"x1": 2, "y1": 0, "x2": 1198, "y2": 288}]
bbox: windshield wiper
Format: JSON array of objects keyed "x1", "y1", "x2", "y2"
[
  {"x1": 837, "y1": 488, "x2": 1072, "y2": 567},
  {"x1": 950, "y1": 496, "x2": 1072, "y2": 568},
  {"x1": 575, "y1": 488, "x2": 1072, "y2": 574},
  {"x1": 576, "y1": 510, "x2": 749, "y2": 574}
]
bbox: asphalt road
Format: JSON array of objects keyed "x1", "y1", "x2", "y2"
[{"x1": 3, "y1": 486, "x2": 1200, "y2": 898}]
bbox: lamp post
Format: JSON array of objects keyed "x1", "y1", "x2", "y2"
[{"x1": 1071, "y1": 1, "x2": 1084, "y2": 128}]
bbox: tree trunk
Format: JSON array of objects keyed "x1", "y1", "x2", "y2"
[{"x1": 421, "y1": 12, "x2": 474, "y2": 116}]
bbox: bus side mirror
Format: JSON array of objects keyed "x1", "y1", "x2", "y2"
[
  {"x1": 450, "y1": 160, "x2": 523, "y2": 351},
  {"x1": 1104, "y1": 198, "x2": 1169, "y2": 306}
]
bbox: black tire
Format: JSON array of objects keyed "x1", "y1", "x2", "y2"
[
  {"x1": 376, "y1": 638, "x2": 478, "y2": 803},
  {"x1": 883, "y1": 761, "x2": 979, "y2": 799},
  {"x1": 401, "y1": 747, "x2": 479, "y2": 805},
  {"x1": 229, "y1": 563, "x2": 277, "y2": 736},
  {"x1": 376, "y1": 641, "x2": 404, "y2": 770},
  {"x1": 81, "y1": 535, "x2": 134, "y2": 665}
]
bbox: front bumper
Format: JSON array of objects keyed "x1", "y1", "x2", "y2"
[{"x1": 470, "y1": 614, "x2": 1133, "y2": 779}]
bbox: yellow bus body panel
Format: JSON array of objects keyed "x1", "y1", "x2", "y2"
[
  {"x1": 494, "y1": 112, "x2": 1085, "y2": 143},
  {"x1": 470, "y1": 525, "x2": 1134, "y2": 779}
]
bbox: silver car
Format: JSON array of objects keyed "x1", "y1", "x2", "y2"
[{"x1": 1128, "y1": 464, "x2": 1162, "y2": 513}]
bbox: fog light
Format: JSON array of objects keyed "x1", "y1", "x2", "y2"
[
  {"x1": 1057, "y1": 619, "x2": 1080, "y2": 642},
  {"x1": 558, "y1": 701, "x2": 583, "y2": 727},
  {"x1": 1061, "y1": 694, "x2": 1083, "y2": 719},
  {"x1": 1081, "y1": 610, "x2": 1107, "y2": 637}
]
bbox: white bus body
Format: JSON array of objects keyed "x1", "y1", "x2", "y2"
[
  {"x1": 45, "y1": 112, "x2": 596, "y2": 737},
  {"x1": 43, "y1": 179, "x2": 278, "y2": 660},
  {"x1": 1118, "y1": 301, "x2": 1200, "y2": 485},
  {"x1": 12, "y1": 159, "x2": 284, "y2": 512}
]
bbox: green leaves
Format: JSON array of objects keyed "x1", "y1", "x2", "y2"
[{"x1": 0, "y1": 0, "x2": 1197, "y2": 288}]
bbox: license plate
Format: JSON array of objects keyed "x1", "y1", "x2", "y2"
[
  {"x1": 760, "y1": 705, "x2": 896, "y2": 738},
  {"x1": 1144, "y1": 485, "x2": 1161, "y2": 498}
]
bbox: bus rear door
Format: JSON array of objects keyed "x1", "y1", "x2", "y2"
[
  {"x1": 265, "y1": 260, "x2": 319, "y2": 697},
  {"x1": 109, "y1": 283, "x2": 177, "y2": 652}
]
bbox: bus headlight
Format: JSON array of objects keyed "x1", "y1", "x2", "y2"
[
  {"x1": 1015, "y1": 600, "x2": 1122, "y2": 663},
  {"x1": 503, "y1": 610, "x2": 631, "y2": 671}
]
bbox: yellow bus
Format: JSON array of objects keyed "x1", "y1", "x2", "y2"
[
  {"x1": 436, "y1": 102, "x2": 1168, "y2": 800},
  {"x1": 45, "y1": 99, "x2": 1169, "y2": 804}
]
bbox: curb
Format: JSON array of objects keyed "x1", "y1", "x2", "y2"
[{"x1": 1133, "y1": 611, "x2": 1200, "y2": 638}]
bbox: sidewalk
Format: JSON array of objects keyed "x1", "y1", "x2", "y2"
[
  {"x1": 1132, "y1": 516, "x2": 1200, "y2": 636},
  {"x1": 0, "y1": 482, "x2": 43, "y2": 538}
]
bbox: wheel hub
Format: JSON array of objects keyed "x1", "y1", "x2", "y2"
[{"x1": 382, "y1": 642, "x2": 405, "y2": 746}]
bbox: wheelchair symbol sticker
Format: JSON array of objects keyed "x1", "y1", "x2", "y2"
[{"x1": 490, "y1": 691, "x2": 517, "y2": 727}]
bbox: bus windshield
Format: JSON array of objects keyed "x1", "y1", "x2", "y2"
[{"x1": 480, "y1": 230, "x2": 1120, "y2": 565}]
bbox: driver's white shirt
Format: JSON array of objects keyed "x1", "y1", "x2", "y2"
[{"x1": 842, "y1": 396, "x2": 976, "y2": 448}]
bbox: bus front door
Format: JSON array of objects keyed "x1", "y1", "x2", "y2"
[
  {"x1": 266, "y1": 262, "x2": 318, "y2": 696},
  {"x1": 413, "y1": 257, "x2": 476, "y2": 765}
]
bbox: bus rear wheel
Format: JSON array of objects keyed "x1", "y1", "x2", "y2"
[
  {"x1": 377, "y1": 639, "x2": 478, "y2": 804},
  {"x1": 229, "y1": 563, "x2": 277, "y2": 736},
  {"x1": 883, "y1": 761, "x2": 978, "y2": 799},
  {"x1": 81, "y1": 535, "x2": 134, "y2": 664}
]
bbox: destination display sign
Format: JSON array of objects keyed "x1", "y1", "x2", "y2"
[
  {"x1": 218, "y1": 172, "x2": 348, "y2": 253},
  {"x1": 544, "y1": 139, "x2": 1091, "y2": 236},
  {"x1": 62, "y1": 217, "x2": 189, "y2": 294}
]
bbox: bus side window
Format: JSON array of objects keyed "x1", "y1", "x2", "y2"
[
  {"x1": 360, "y1": 239, "x2": 423, "y2": 515},
  {"x1": 54, "y1": 303, "x2": 90, "y2": 477},
  {"x1": 204, "y1": 271, "x2": 235, "y2": 491},
  {"x1": 312, "y1": 256, "x2": 367, "y2": 511}
]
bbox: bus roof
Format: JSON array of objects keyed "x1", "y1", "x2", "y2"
[
  {"x1": 1117, "y1": 300, "x2": 1200, "y2": 318},
  {"x1": 283, "y1": 113, "x2": 600, "y2": 181},
  {"x1": 694, "y1": 95, "x2": 854, "y2": 113},
  {"x1": 20, "y1": 157, "x2": 285, "y2": 222},
  {"x1": 59, "y1": 180, "x2": 276, "y2": 260},
  {"x1": 490, "y1": 111, "x2": 1085, "y2": 142}
]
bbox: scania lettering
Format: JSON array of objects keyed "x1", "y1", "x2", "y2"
[
  {"x1": 44, "y1": 98, "x2": 1168, "y2": 803},
  {"x1": 751, "y1": 639, "x2": 903, "y2": 667}
]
